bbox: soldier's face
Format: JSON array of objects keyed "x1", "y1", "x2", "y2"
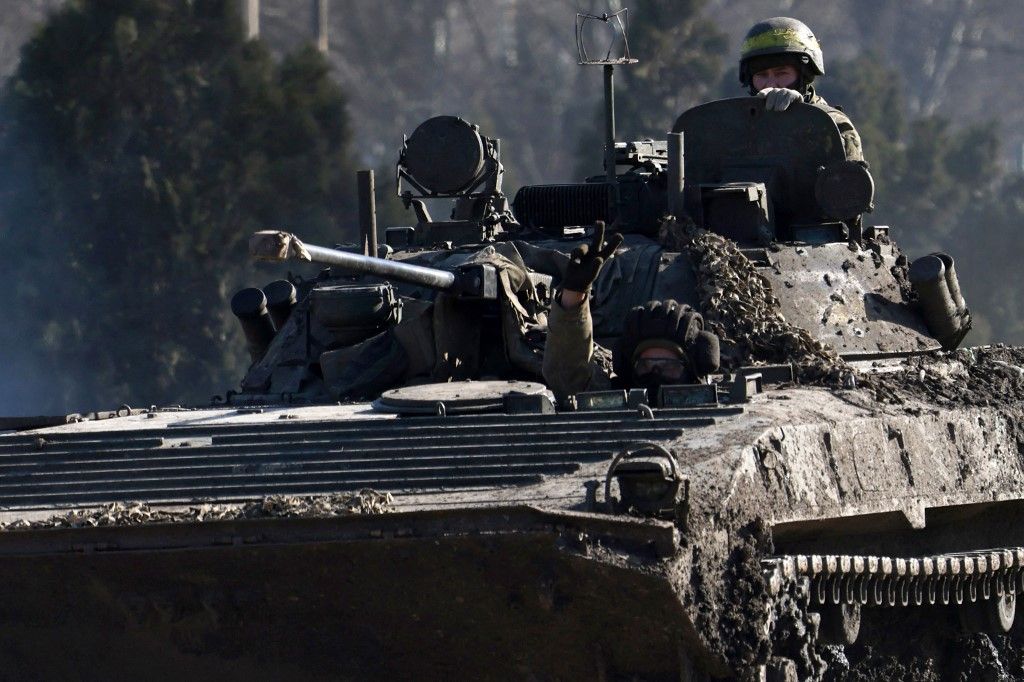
[
  {"x1": 634, "y1": 346, "x2": 687, "y2": 383},
  {"x1": 752, "y1": 65, "x2": 799, "y2": 90}
]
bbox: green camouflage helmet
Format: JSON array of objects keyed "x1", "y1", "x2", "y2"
[{"x1": 739, "y1": 17, "x2": 824, "y2": 88}]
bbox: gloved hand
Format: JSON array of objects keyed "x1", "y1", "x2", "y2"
[
  {"x1": 691, "y1": 330, "x2": 720, "y2": 378},
  {"x1": 630, "y1": 300, "x2": 704, "y2": 349},
  {"x1": 758, "y1": 87, "x2": 803, "y2": 111},
  {"x1": 613, "y1": 299, "x2": 708, "y2": 383},
  {"x1": 561, "y1": 220, "x2": 624, "y2": 293}
]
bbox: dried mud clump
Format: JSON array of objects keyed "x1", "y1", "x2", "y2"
[
  {"x1": 822, "y1": 645, "x2": 939, "y2": 682},
  {"x1": 660, "y1": 217, "x2": 854, "y2": 388},
  {"x1": 864, "y1": 345, "x2": 1024, "y2": 407},
  {"x1": 1, "y1": 490, "x2": 394, "y2": 531},
  {"x1": 952, "y1": 634, "x2": 1014, "y2": 681},
  {"x1": 827, "y1": 632, "x2": 1024, "y2": 681},
  {"x1": 771, "y1": 581, "x2": 826, "y2": 681},
  {"x1": 715, "y1": 519, "x2": 775, "y2": 675}
]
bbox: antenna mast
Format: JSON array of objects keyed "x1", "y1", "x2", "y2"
[{"x1": 576, "y1": 9, "x2": 638, "y2": 223}]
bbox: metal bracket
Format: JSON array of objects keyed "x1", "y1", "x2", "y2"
[
  {"x1": 603, "y1": 442, "x2": 686, "y2": 521},
  {"x1": 730, "y1": 372, "x2": 763, "y2": 403},
  {"x1": 452, "y1": 263, "x2": 498, "y2": 299}
]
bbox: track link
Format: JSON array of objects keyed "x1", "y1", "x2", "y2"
[{"x1": 764, "y1": 548, "x2": 1024, "y2": 608}]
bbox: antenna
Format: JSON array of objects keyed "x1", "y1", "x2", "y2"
[{"x1": 575, "y1": 9, "x2": 638, "y2": 222}]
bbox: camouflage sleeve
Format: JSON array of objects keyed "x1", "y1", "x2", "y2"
[
  {"x1": 827, "y1": 109, "x2": 864, "y2": 163},
  {"x1": 542, "y1": 296, "x2": 598, "y2": 397}
]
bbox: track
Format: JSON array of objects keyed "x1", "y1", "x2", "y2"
[{"x1": 765, "y1": 548, "x2": 1024, "y2": 609}]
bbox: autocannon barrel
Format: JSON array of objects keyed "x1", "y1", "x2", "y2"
[
  {"x1": 303, "y1": 243, "x2": 457, "y2": 290},
  {"x1": 250, "y1": 230, "x2": 456, "y2": 291}
]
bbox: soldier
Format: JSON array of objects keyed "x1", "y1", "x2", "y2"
[
  {"x1": 740, "y1": 17, "x2": 864, "y2": 162},
  {"x1": 542, "y1": 222, "x2": 719, "y2": 398}
]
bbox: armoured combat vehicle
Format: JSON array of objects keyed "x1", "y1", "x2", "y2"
[{"x1": 1, "y1": 13, "x2": 1021, "y2": 681}]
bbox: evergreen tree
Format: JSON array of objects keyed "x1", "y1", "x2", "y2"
[
  {"x1": 614, "y1": 0, "x2": 727, "y2": 140},
  {"x1": 819, "y1": 54, "x2": 1009, "y2": 343},
  {"x1": 574, "y1": 0, "x2": 726, "y2": 177},
  {"x1": 818, "y1": 55, "x2": 1000, "y2": 251},
  {"x1": 0, "y1": 0, "x2": 354, "y2": 414},
  {"x1": 949, "y1": 173, "x2": 1024, "y2": 344}
]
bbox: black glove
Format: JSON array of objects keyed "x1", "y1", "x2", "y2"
[
  {"x1": 691, "y1": 330, "x2": 720, "y2": 377},
  {"x1": 632, "y1": 300, "x2": 704, "y2": 348},
  {"x1": 561, "y1": 221, "x2": 624, "y2": 293}
]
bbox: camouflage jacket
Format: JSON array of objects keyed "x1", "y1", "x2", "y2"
[
  {"x1": 542, "y1": 295, "x2": 612, "y2": 399},
  {"x1": 808, "y1": 90, "x2": 864, "y2": 163}
]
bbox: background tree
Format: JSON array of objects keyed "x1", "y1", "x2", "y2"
[
  {"x1": 572, "y1": 0, "x2": 727, "y2": 177},
  {"x1": 952, "y1": 173, "x2": 1024, "y2": 343},
  {"x1": 0, "y1": 0, "x2": 355, "y2": 414},
  {"x1": 612, "y1": 0, "x2": 727, "y2": 140},
  {"x1": 817, "y1": 54, "x2": 1009, "y2": 342}
]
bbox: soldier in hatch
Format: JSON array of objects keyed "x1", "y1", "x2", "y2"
[
  {"x1": 543, "y1": 20, "x2": 862, "y2": 398},
  {"x1": 740, "y1": 17, "x2": 864, "y2": 163},
  {"x1": 542, "y1": 222, "x2": 720, "y2": 399}
]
